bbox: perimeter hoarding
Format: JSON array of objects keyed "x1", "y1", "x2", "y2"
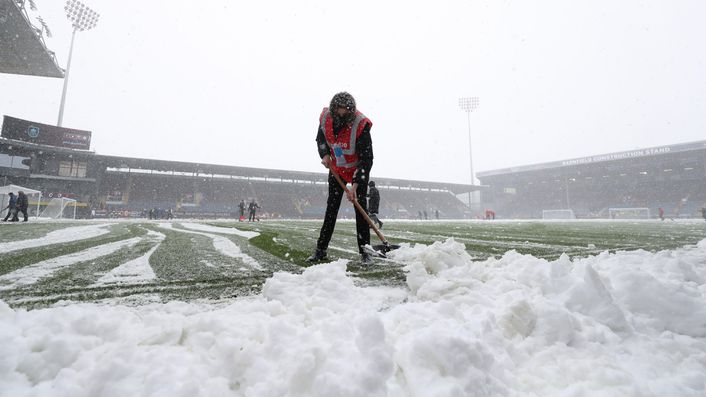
[{"x1": 1, "y1": 115, "x2": 91, "y2": 150}]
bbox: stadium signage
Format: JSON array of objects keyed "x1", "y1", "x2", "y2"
[
  {"x1": 561, "y1": 146, "x2": 671, "y2": 166},
  {"x1": 1, "y1": 115, "x2": 91, "y2": 150}
]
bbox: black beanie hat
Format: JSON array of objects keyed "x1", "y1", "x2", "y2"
[{"x1": 330, "y1": 92, "x2": 356, "y2": 112}]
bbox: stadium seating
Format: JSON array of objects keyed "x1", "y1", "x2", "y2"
[
  {"x1": 99, "y1": 172, "x2": 467, "y2": 219},
  {"x1": 484, "y1": 173, "x2": 706, "y2": 219}
]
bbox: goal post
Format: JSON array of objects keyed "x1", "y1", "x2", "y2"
[
  {"x1": 542, "y1": 209, "x2": 576, "y2": 219},
  {"x1": 40, "y1": 197, "x2": 77, "y2": 219},
  {"x1": 608, "y1": 207, "x2": 651, "y2": 219}
]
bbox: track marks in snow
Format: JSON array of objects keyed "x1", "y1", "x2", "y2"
[
  {"x1": 93, "y1": 230, "x2": 166, "y2": 286},
  {"x1": 158, "y1": 223, "x2": 261, "y2": 269},
  {"x1": 0, "y1": 236, "x2": 142, "y2": 290},
  {"x1": 0, "y1": 223, "x2": 115, "y2": 253},
  {"x1": 180, "y1": 222, "x2": 259, "y2": 239}
]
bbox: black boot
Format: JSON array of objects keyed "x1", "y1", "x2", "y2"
[
  {"x1": 378, "y1": 221, "x2": 383, "y2": 229},
  {"x1": 360, "y1": 252, "x2": 373, "y2": 266},
  {"x1": 307, "y1": 248, "x2": 327, "y2": 263}
]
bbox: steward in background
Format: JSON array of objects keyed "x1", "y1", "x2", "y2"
[
  {"x1": 248, "y1": 199, "x2": 260, "y2": 222},
  {"x1": 367, "y1": 181, "x2": 383, "y2": 229}
]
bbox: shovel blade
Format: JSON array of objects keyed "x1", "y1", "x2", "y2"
[{"x1": 372, "y1": 243, "x2": 401, "y2": 255}]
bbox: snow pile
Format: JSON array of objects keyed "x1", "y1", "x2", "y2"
[
  {"x1": 390, "y1": 238, "x2": 706, "y2": 395},
  {"x1": 1, "y1": 239, "x2": 706, "y2": 396}
]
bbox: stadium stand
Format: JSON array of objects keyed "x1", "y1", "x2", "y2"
[
  {"x1": 478, "y1": 141, "x2": 706, "y2": 219},
  {"x1": 1, "y1": 131, "x2": 475, "y2": 219},
  {"x1": 98, "y1": 169, "x2": 469, "y2": 219}
]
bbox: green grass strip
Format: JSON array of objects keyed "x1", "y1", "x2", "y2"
[{"x1": 249, "y1": 230, "x2": 313, "y2": 267}]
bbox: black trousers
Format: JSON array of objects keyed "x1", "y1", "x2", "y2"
[
  {"x1": 317, "y1": 172, "x2": 370, "y2": 253},
  {"x1": 369, "y1": 212, "x2": 382, "y2": 227},
  {"x1": 3, "y1": 208, "x2": 15, "y2": 221},
  {"x1": 12, "y1": 208, "x2": 27, "y2": 222}
]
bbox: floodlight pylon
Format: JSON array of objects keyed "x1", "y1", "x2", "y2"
[{"x1": 57, "y1": 0, "x2": 99, "y2": 126}]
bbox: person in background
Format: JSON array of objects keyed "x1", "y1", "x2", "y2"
[
  {"x1": 2, "y1": 192, "x2": 17, "y2": 222},
  {"x1": 248, "y1": 199, "x2": 260, "y2": 222},
  {"x1": 16, "y1": 191, "x2": 29, "y2": 222},
  {"x1": 658, "y1": 207, "x2": 665, "y2": 221},
  {"x1": 238, "y1": 199, "x2": 246, "y2": 221},
  {"x1": 367, "y1": 180, "x2": 383, "y2": 229},
  {"x1": 701, "y1": 205, "x2": 706, "y2": 221}
]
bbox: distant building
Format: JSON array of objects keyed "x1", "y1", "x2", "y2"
[{"x1": 478, "y1": 140, "x2": 706, "y2": 219}]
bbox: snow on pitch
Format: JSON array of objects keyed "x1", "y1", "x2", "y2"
[
  {"x1": 0, "y1": 237, "x2": 142, "y2": 291},
  {"x1": 93, "y1": 230, "x2": 166, "y2": 286},
  {"x1": 158, "y1": 222, "x2": 261, "y2": 269},
  {"x1": 0, "y1": 223, "x2": 114, "y2": 253},
  {"x1": 179, "y1": 222, "x2": 260, "y2": 239},
  {"x1": 1, "y1": 239, "x2": 705, "y2": 396}
]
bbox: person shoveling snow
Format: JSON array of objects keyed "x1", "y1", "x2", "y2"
[{"x1": 307, "y1": 92, "x2": 399, "y2": 266}]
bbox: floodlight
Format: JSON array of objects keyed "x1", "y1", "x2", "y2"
[{"x1": 57, "y1": 0, "x2": 100, "y2": 126}]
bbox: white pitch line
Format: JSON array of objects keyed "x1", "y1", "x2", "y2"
[
  {"x1": 0, "y1": 237, "x2": 142, "y2": 291},
  {"x1": 93, "y1": 230, "x2": 166, "y2": 286},
  {"x1": 0, "y1": 223, "x2": 116, "y2": 253},
  {"x1": 179, "y1": 222, "x2": 260, "y2": 239},
  {"x1": 158, "y1": 223, "x2": 262, "y2": 270}
]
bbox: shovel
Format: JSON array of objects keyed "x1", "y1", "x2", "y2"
[{"x1": 330, "y1": 169, "x2": 401, "y2": 257}]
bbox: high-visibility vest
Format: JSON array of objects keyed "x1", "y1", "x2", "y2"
[{"x1": 319, "y1": 107, "x2": 372, "y2": 182}]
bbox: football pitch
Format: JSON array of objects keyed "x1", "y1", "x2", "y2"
[{"x1": 1, "y1": 218, "x2": 705, "y2": 309}]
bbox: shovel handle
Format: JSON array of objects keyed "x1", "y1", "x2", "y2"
[{"x1": 329, "y1": 169, "x2": 389, "y2": 245}]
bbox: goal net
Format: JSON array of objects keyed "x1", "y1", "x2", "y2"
[
  {"x1": 542, "y1": 209, "x2": 576, "y2": 219},
  {"x1": 608, "y1": 207, "x2": 651, "y2": 219},
  {"x1": 40, "y1": 197, "x2": 77, "y2": 219}
]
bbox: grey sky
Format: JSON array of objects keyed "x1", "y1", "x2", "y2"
[{"x1": 2, "y1": 0, "x2": 705, "y2": 184}]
